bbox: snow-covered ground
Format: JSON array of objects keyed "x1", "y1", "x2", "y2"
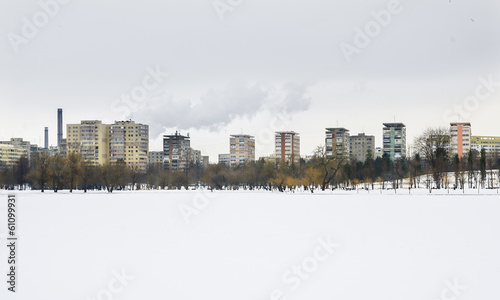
[{"x1": 0, "y1": 189, "x2": 499, "y2": 299}]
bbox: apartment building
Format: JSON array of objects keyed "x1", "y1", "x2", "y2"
[
  {"x1": 108, "y1": 121, "x2": 149, "y2": 170},
  {"x1": 0, "y1": 138, "x2": 34, "y2": 160},
  {"x1": 382, "y1": 123, "x2": 406, "y2": 160},
  {"x1": 163, "y1": 132, "x2": 192, "y2": 171},
  {"x1": 275, "y1": 131, "x2": 300, "y2": 164},
  {"x1": 0, "y1": 144, "x2": 28, "y2": 167},
  {"x1": 230, "y1": 134, "x2": 255, "y2": 167},
  {"x1": 349, "y1": 133, "x2": 375, "y2": 162},
  {"x1": 66, "y1": 120, "x2": 149, "y2": 170},
  {"x1": 189, "y1": 148, "x2": 202, "y2": 166},
  {"x1": 471, "y1": 136, "x2": 500, "y2": 156},
  {"x1": 66, "y1": 120, "x2": 109, "y2": 165},
  {"x1": 450, "y1": 122, "x2": 471, "y2": 159},
  {"x1": 149, "y1": 151, "x2": 165, "y2": 165},
  {"x1": 325, "y1": 128, "x2": 350, "y2": 159},
  {"x1": 218, "y1": 154, "x2": 230, "y2": 166}
]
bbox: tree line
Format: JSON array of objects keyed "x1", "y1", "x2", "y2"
[{"x1": 1, "y1": 128, "x2": 499, "y2": 192}]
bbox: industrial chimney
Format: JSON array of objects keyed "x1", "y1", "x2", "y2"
[
  {"x1": 44, "y1": 127, "x2": 48, "y2": 149},
  {"x1": 57, "y1": 108, "x2": 63, "y2": 147}
]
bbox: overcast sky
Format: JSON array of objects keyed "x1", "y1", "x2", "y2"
[{"x1": 1, "y1": 0, "x2": 499, "y2": 162}]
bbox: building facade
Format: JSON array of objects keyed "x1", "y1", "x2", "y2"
[
  {"x1": 450, "y1": 122, "x2": 471, "y2": 159},
  {"x1": 349, "y1": 133, "x2": 375, "y2": 162},
  {"x1": 275, "y1": 131, "x2": 300, "y2": 164},
  {"x1": 108, "y1": 121, "x2": 149, "y2": 170},
  {"x1": 0, "y1": 138, "x2": 34, "y2": 161},
  {"x1": 202, "y1": 156, "x2": 209, "y2": 168},
  {"x1": 59, "y1": 138, "x2": 67, "y2": 158},
  {"x1": 471, "y1": 136, "x2": 500, "y2": 156},
  {"x1": 149, "y1": 151, "x2": 165, "y2": 165},
  {"x1": 382, "y1": 123, "x2": 406, "y2": 160},
  {"x1": 0, "y1": 144, "x2": 28, "y2": 167},
  {"x1": 189, "y1": 148, "x2": 202, "y2": 166},
  {"x1": 325, "y1": 128, "x2": 350, "y2": 159},
  {"x1": 67, "y1": 120, "x2": 110, "y2": 166},
  {"x1": 66, "y1": 120, "x2": 149, "y2": 170},
  {"x1": 163, "y1": 132, "x2": 192, "y2": 171},
  {"x1": 230, "y1": 134, "x2": 255, "y2": 167},
  {"x1": 218, "y1": 153, "x2": 230, "y2": 166}
]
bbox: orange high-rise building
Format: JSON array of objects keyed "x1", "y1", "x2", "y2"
[{"x1": 450, "y1": 122, "x2": 471, "y2": 159}]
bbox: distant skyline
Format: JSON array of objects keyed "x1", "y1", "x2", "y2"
[{"x1": 1, "y1": 0, "x2": 499, "y2": 162}]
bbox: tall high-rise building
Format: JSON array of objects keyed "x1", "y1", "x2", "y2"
[
  {"x1": 230, "y1": 134, "x2": 255, "y2": 167},
  {"x1": 450, "y1": 122, "x2": 471, "y2": 159},
  {"x1": 66, "y1": 120, "x2": 149, "y2": 170},
  {"x1": 44, "y1": 127, "x2": 49, "y2": 149},
  {"x1": 275, "y1": 131, "x2": 300, "y2": 164},
  {"x1": 66, "y1": 120, "x2": 110, "y2": 166},
  {"x1": 57, "y1": 108, "x2": 63, "y2": 147},
  {"x1": 382, "y1": 123, "x2": 406, "y2": 160},
  {"x1": 108, "y1": 120, "x2": 149, "y2": 169},
  {"x1": 325, "y1": 128, "x2": 350, "y2": 159},
  {"x1": 349, "y1": 133, "x2": 375, "y2": 162},
  {"x1": 163, "y1": 132, "x2": 192, "y2": 171}
]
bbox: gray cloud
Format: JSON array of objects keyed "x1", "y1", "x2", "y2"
[
  {"x1": 280, "y1": 82, "x2": 313, "y2": 113},
  {"x1": 0, "y1": 0, "x2": 499, "y2": 151},
  {"x1": 135, "y1": 81, "x2": 312, "y2": 138}
]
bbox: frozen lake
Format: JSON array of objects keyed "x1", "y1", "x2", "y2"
[{"x1": 1, "y1": 190, "x2": 499, "y2": 299}]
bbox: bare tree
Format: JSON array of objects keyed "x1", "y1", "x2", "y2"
[
  {"x1": 28, "y1": 151, "x2": 51, "y2": 192},
  {"x1": 80, "y1": 162, "x2": 98, "y2": 192},
  {"x1": 49, "y1": 154, "x2": 68, "y2": 192},
  {"x1": 66, "y1": 152, "x2": 83, "y2": 192},
  {"x1": 480, "y1": 148, "x2": 487, "y2": 189},
  {"x1": 13, "y1": 156, "x2": 30, "y2": 190},
  {"x1": 101, "y1": 159, "x2": 129, "y2": 193},
  {"x1": 313, "y1": 146, "x2": 346, "y2": 191},
  {"x1": 486, "y1": 155, "x2": 495, "y2": 189},
  {"x1": 413, "y1": 127, "x2": 450, "y2": 189},
  {"x1": 467, "y1": 150, "x2": 478, "y2": 189}
]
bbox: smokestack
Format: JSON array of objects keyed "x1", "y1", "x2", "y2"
[
  {"x1": 57, "y1": 108, "x2": 63, "y2": 147},
  {"x1": 44, "y1": 127, "x2": 48, "y2": 149}
]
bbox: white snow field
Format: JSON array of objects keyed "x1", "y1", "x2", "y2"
[{"x1": 1, "y1": 189, "x2": 499, "y2": 300}]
